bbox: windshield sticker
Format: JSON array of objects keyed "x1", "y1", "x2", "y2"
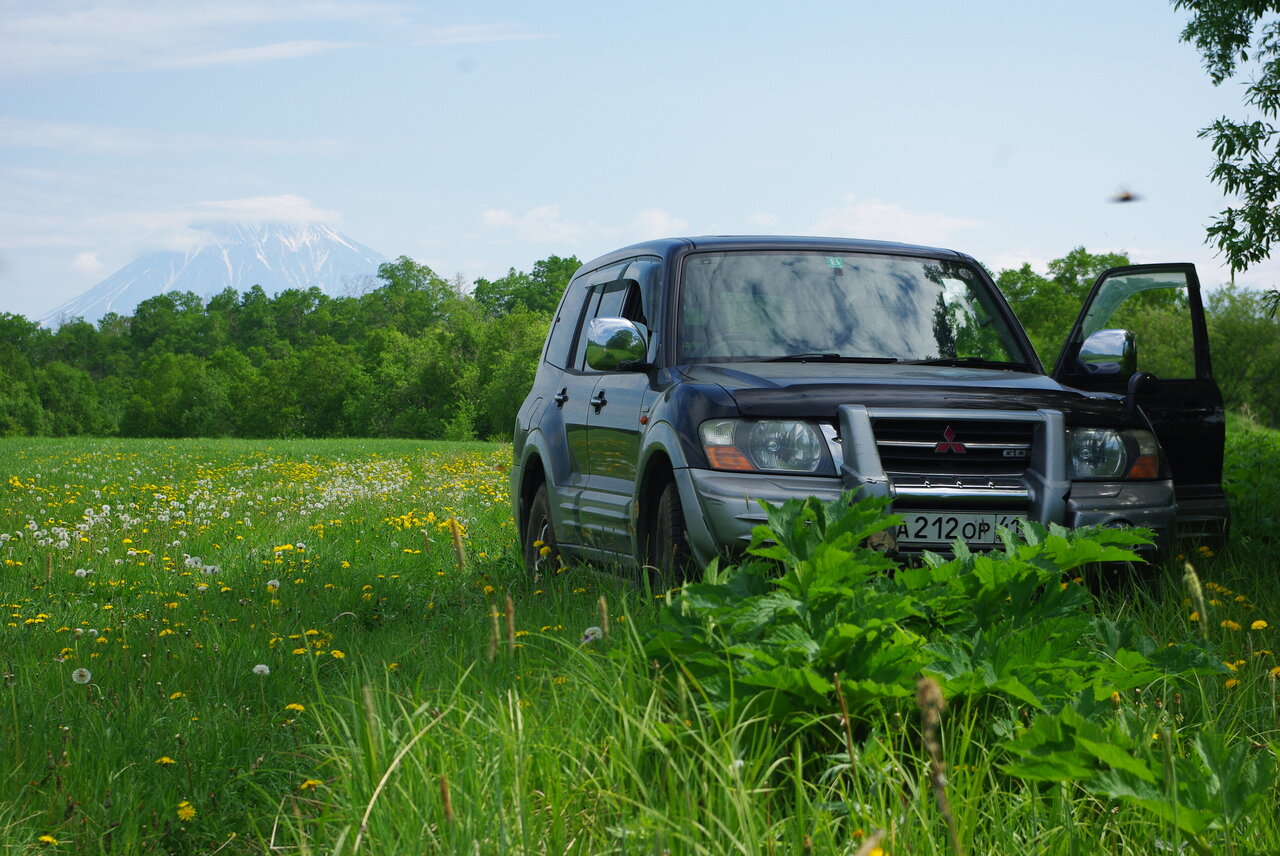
[{"x1": 827, "y1": 257, "x2": 844, "y2": 268}]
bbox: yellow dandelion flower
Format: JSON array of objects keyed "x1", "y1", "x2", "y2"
[
  {"x1": 299, "y1": 778, "x2": 323, "y2": 790},
  {"x1": 1222, "y1": 619, "x2": 1242, "y2": 631},
  {"x1": 1251, "y1": 620, "x2": 1269, "y2": 631},
  {"x1": 330, "y1": 650, "x2": 345, "y2": 659},
  {"x1": 1189, "y1": 611, "x2": 1200, "y2": 622},
  {"x1": 176, "y1": 801, "x2": 196, "y2": 821},
  {"x1": 284, "y1": 703, "x2": 305, "y2": 712},
  {"x1": 1270, "y1": 666, "x2": 1280, "y2": 679},
  {"x1": 38, "y1": 834, "x2": 59, "y2": 845},
  {"x1": 156, "y1": 756, "x2": 176, "y2": 765},
  {"x1": 169, "y1": 691, "x2": 184, "y2": 700},
  {"x1": 1225, "y1": 678, "x2": 1240, "y2": 689}
]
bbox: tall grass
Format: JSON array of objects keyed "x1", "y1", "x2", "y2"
[{"x1": 1, "y1": 427, "x2": 1277, "y2": 854}]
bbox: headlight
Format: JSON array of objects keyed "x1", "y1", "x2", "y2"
[
  {"x1": 1068, "y1": 428, "x2": 1161, "y2": 480},
  {"x1": 700, "y1": 418, "x2": 825, "y2": 473}
]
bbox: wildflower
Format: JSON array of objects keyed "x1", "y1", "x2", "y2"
[
  {"x1": 1189, "y1": 611, "x2": 1200, "y2": 622},
  {"x1": 1270, "y1": 666, "x2": 1280, "y2": 679},
  {"x1": 1225, "y1": 678, "x2": 1240, "y2": 689},
  {"x1": 581, "y1": 626, "x2": 604, "y2": 643},
  {"x1": 285, "y1": 703, "x2": 305, "y2": 712},
  {"x1": 176, "y1": 800, "x2": 196, "y2": 821},
  {"x1": 253, "y1": 664, "x2": 270, "y2": 676},
  {"x1": 74, "y1": 568, "x2": 91, "y2": 578},
  {"x1": 38, "y1": 834, "x2": 59, "y2": 844},
  {"x1": 266, "y1": 579, "x2": 281, "y2": 591},
  {"x1": 1222, "y1": 619, "x2": 1242, "y2": 631},
  {"x1": 71, "y1": 667, "x2": 91, "y2": 684},
  {"x1": 169, "y1": 691, "x2": 184, "y2": 700},
  {"x1": 156, "y1": 756, "x2": 176, "y2": 765},
  {"x1": 1252, "y1": 620, "x2": 1269, "y2": 631},
  {"x1": 330, "y1": 650, "x2": 345, "y2": 659},
  {"x1": 299, "y1": 778, "x2": 323, "y2": 790}
]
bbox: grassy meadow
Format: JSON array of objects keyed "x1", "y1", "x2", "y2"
[{"x1": 1, "y1": 422, "x2": 1278, "y2": 855}]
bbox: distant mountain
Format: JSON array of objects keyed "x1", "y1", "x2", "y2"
[{"x1": 41, "y1": 222, "x2": 387, "y2": 326}]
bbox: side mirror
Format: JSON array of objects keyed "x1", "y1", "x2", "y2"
[
  {"x1": 1076, "y1": 328, "x2": 1136, "y2": 378},
  {"x1": 585, "y1": 317, "x2": 649, "y2": 371}
]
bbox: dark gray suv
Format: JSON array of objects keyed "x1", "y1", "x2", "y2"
[{"x1": 510, "y1": 236, "x2": 1228, "y2": 577}]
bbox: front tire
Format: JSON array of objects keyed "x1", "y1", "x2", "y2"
[
  {"x1": 523, "y1": 483, "x2": 558, "y2": 577},
  {"x1": 645, "y1": 479, "x2": 694, "y2": 588}
]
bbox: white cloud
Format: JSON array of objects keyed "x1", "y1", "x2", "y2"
[
  {"x1": 71, "y1": 252, "x2": 107, "y2": 277},
  {"x1": 480, "y1": 204, "x2": 587, "y2": 243},
  {"x1": 415, "y1": 24, "x2": 547, "y2": 46},
  {"x1": 627, "y1": 208, "x2": 687, "y2": 241},
  {"x1": 809, "y1": 195, "x2": 981, "y2": 248},
  {"x1": 480, "y1": 204, "x2": 689, "y2": 249},
  {"x1": 191, "y1": 194, "x2": 339, "y2": 225},
  {"x1": 0, "y1": 116, "x2": 342, "y2": 156},
  {"x1": 0, "y1": 1, "x2": 540, "y2": 76},
  {"x1": 158, "y1": 40, "x2": 357, "y2": 69}
]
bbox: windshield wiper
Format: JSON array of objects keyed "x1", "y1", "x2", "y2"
[
  {"x1": 904, "y1": 357, "x2": 1030, "y2": 370},
  {"x1": 763, "y1": 353, "x2": 900, "y2": 363}
]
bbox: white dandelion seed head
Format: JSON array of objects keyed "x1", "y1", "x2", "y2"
[
  {"x1": 74, "y1": 568, "x2": 91, "y2": 578},
  {"x1": 86, "y1": 628, "x2": 98, "y2": 637},
  {"x1": 581, "y1": 626, "x2": 604, "y2": 643},
  {"x1": 266, "y1": 579, "x2": 281, "y2": 590},
  {"x1": 71, "y1": 668, "x2": 92, "y2": 684},
  {"x1": 195, "y1": 585, "x2": 208, "y2": 593},
  {"x1": 253, "y1": 664, "x2": 271, "y2": 676},
  {"x1": 294, "y1": 542, "x2": 305, "y2": 550}
]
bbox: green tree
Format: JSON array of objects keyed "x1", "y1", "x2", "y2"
[
  {"x1": 472, "y1": 254, "x2": 579, "y2": 317},
  {"x1": 996, "y1": 247, "x2": 1131, "y2": 364},
  {"x1": 1176, "y1": 1, "x2": 1280, "y2": 269}
]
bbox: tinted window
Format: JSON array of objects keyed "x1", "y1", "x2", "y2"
[{"x1": 543, "y1": 278, "x2": 591, "y2": 369}]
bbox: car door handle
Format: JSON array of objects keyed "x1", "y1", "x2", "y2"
[
  {"x1": 590, "y1": 390, "x2": 607, "y2": 412},
  {"x1": 554, "y1": 388, "x2": 569, "y2": 407}
]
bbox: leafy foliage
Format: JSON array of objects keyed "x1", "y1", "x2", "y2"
[
  {"x1": 1176, "y1": 1, "x2": 1280, "y2": 270},
  {"x1": 646, "y1": 493, "x2": 1223, "y2": 727},
  {"x1": 645, "y1": 491, "x2": 1277, "y2": 851}
]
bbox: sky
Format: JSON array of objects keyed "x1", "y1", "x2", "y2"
[{"x1": 1, "y1": 0, "x2": 1275, "y2": 321}]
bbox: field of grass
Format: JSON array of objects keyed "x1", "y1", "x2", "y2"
[{"x1": 1, "y1": 424, "x2": 1277, "y2": 855}]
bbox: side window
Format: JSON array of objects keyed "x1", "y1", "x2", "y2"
[
  {"x1": 1081, "y1": 271, "x2": 1197, "y2": 379},
  {"x1": 566, "y1": 262, "x2": 628, "y2": 371},
  {"x1": 543, "y1": 278, "x2": 590, "y2": 370}
]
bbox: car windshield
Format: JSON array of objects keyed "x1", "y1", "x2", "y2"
[{"x1": 677, "y1": 251, "x2": 1030, "y2": 365}]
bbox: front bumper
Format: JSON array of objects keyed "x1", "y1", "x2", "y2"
[{"x1": 677, "y1": 467, "x2": 1175, "y2": 564}]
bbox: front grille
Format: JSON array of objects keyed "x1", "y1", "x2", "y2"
[{"x1": 872, "y1": 418, "x2": 1033, "y2": 476}]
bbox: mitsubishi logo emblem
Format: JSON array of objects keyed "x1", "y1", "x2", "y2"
[{"x1": 935, "y1": 425, "x2": 967, "y2": 453}]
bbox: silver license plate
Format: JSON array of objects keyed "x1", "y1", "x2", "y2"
[{"x1": 894, "y1": 511, "x2": 1026, "y2": 547}]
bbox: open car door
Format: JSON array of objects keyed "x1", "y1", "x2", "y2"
[{"x1": 1051, "y1": 263, "x2": 1229, "y2": 546}]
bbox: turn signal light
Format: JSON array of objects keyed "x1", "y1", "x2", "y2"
[
  {"x1": 705, "y1": 446, "x2": 754, "y2": 471},
  {"x1": 1126, "y1": 454, "x2": 1159, "y2": 480}
]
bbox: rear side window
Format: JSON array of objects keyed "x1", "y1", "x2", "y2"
[
  {"x1": 545, "y1": 262, "x2": 627, "y2": 370},
  {"x1": 543, "y1": 280, "x2": 590, "y2": 369}
]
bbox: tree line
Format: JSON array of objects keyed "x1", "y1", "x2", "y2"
[
  {"x1": 0, "y1": 247, "x2": 1277, "y2": 440},
  {"x1": 0, "y1": 255, "x2": 576, "y2": 440}
]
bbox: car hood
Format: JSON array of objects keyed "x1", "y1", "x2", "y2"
[{"x1": 677, "y1": 361, "x2": 1126, "y2": 422}]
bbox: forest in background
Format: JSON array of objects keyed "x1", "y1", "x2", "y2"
[{"x1": 1, "y1": 246, "x2": 1277, "y2": 440}]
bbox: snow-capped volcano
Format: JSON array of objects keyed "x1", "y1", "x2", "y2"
[{"x1": 41, "y1": 221, "x2": 387, "y2": 326}]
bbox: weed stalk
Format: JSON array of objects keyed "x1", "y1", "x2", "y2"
[{"x1": 917, "y1": 676, "x2": 963, "y2": 856}]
